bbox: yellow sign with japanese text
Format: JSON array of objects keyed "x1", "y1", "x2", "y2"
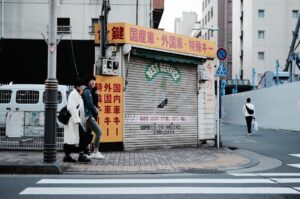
[
  {"x1": 95, "y1": 23, "x2": 100, "y2": 45},
  {"x1": 95, "y1": 23, "x2": 216, "y2": 59},
  {"x1": 96, "y1": 76, "x2": 123, "y2": 143}
]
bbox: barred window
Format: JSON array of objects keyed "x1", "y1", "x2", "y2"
[
  {"x1": 16, "y1": 90, "x2": 39, "y2": 104},
  {"x1": 43, "y1": 91, "x2": 62, "y2": 104},
  {"x1": 0, "y1": 90, "x2": 12, "y2": 103}
]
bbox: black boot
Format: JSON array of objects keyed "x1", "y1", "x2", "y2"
[
  {"x1": 63, "y1": 155, "x2": 77, "y2": 163},
  {"x1": 78, "y1": 154, "x2": 91, "y2": 163}
]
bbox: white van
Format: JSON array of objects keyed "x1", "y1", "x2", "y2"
[{"x1": 0, "y1": 84, "x2": 69, "y2": 137}]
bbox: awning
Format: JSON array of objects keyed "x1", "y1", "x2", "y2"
[{"x1": 131, "y1": 48, "x2": 206, "y2": 65}]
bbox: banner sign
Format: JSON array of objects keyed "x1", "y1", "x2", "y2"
[
  {"x1": 96, "y1": 76, "x2": 123, "y2": 143},
  {"x1": 95, "y1": 23, "x2": 216, "y2": 58}
]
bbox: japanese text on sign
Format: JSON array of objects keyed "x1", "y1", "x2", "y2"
[
  {"x1": 96, "y1": 76, "x2": 123, "y2": 143},
  {"x1": 95, "y1": 23, "x2": 216, "y2": 58}
]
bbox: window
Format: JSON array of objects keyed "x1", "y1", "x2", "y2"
[
  {"x1": 258, "y1": 9, "x2": 265, "y2": 18},
  {"x1": 205, "y1": 0, "x2": 207, "y2": 8},
  {"x1": 43, "y1": 91, "x2": 62, "y2": 104},
  {"x1": 258, "y1": 52, "x2": 265, "y2": 60},
  {"x1": 208, "y1": 31, "x2": 210, "y2": 40},
  {"x1": 16, "y1": 90, "x2": 39, "y2": 104},
  {"x1": 205, "y1": 32, "x2": 207, "y2": 40},
  {"x1": 89, "y1": 18, "x2": 98, "y2": 34},
  {"x1": 211, "y1": 7, "x2": 213, "y2": 19},
  {"x1": 258, "y1": 30, "x2": 265, "y2": 39},
  {"x1": 208, "y1": 11, "x2": 211, "y2": 22},
  {"x1": 0, "y1": 90, "x2": 12, "y2": 104},
  {"x1": 211, "y1": 30, "x2": 213, "y2": 37},
  {"x1": 57, "y1": 18, "x2": 71, "y2": 33},
  {"x1": 202, "y1": 1, "x2": 205, "y2": 11},
  {"x1": 292, "y1": 10, "x2": 299, "y2": 19},
  {"x1": 205, "y1": 15, "x2": 207, "y2": 25}
]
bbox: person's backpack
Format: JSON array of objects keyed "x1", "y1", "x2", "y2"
[
  {"x1": 245, "y1": 105, "x2": 254, "y2": 114},
  {"x1": 57, "y1": 106, "x2": 71, "y2": 125}
]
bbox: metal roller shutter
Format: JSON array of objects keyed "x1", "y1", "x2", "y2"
[{"x1": 124, "y1": 55, "x2": 198, "y2": 150}]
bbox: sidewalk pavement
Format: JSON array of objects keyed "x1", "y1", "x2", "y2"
[{"x1": 0, "y1": 146, "x2": 253, "y2": 174}]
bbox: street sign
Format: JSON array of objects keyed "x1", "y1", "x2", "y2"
[
  {"x1": 216, "y1": 62, "x2": 228, "y2": 77},
  {"x1": 217, "y1": 48, "x2": 227, "y2": 60}
]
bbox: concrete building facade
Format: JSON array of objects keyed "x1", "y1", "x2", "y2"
[
  {"x1": 197, "y1": 0, "x2": 233, "y2": 79},
  {"x1": 174, "y1": 12, "x2": 198, "y2": 36},
  {"x1": 232, "y1": 0, "x2": 300, "y2": 83},
  {"x1": 0, "y1": 0, "x2": 164, "y2": 84}
]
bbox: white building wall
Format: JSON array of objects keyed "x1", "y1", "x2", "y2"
[
  {"x1": 1, "y1": 0, "x2": 152, "y2": 40},
  {"x1": 174, "y1": 12, "x2": 198, "y2": 36},
  {"x1": 222, "y1": 82, "x2": 300, "y2": 131},
  {"x1": 201, "y1": 0, "x2": 218, "y2": 43},
  {"x1": 243, "y1": 0, "x2": 253, "y2": 81},
  {"x1": 232, "y1": 0, "x2": 241, "y2": 78},
  {"x1": 232, "y1": 0, "x2": 300, "y2": 83}
]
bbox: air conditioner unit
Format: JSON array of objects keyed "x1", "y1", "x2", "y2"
[{"x1": 57, "y1": 26, "x2": 71, "y2": 33}]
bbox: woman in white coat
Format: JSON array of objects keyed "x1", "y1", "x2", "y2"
[{"x1": 63, "y1": 78, "x2": 90, "y2": 163}]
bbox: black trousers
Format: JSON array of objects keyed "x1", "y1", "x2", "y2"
[
  {"x1": 64, "y1": 124, "x2": 92, "y2": 156},
  {"x1": 245, "y1": 116, "x2": 253, "y2": 134}
]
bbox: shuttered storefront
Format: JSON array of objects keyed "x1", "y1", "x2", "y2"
[{"x1": 124, "y1": 53, "x2": 199, "y2": 150}]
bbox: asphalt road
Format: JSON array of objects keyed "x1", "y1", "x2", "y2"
[
  {"x1": 1, "y1": 173, "x2": 300, "y2": 199},
  {"x1": 222, "y1": 123, "x2": 300, "y2": 173},
  {"x1": 0, "y1": 124, "x2": 300, "y2": 198}
]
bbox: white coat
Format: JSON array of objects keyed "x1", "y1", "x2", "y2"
[{"x1": 63, "y1": 88, "x2": 85, "y2": 145}]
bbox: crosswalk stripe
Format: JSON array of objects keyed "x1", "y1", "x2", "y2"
[
  {"x1": 229, "y1": 173, "x2": 300, "y2": 177},
  {"x1": 294, "y1": 187, "x2": 300, "y2": 191},
  {"x1": 287, "y1": 164, "x2": 300, "y2": 169},
  {"x1": 37, "y1": 178, "x2": 275, "y2": 184},
  {"x1": 272, "y1": 178, "x2": 300, "y2": 183},
  {"x1": 289, "y1": 154, "x2": 300, "y2": 158},
  {"x1": 19, "y1": 187, "x2": 300, "y2": 195}
]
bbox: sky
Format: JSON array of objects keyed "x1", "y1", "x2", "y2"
[{"x1": 159, "y1": 0, "x2": 202, "y2": 33}]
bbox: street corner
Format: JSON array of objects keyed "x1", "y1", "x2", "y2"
[{"x1": 212, "y1": 147, "x2": 254, "y2": 172}]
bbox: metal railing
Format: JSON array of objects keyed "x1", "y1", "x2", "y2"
[
  {"x1": 0, "y1": 127, "x2": 64, "y2": 151},
  {"x1": 0, "y1": 84, "x2": 74, "y2": 151}
]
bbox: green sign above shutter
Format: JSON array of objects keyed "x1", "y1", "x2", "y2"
[{"x1": 145, "y1": 63, "x2": 181, "y2": 83}]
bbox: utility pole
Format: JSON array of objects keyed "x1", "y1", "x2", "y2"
[
  {"x1": 97, "y1": 0, "x2": 110, "y2": 75},
  {"x1": 44, "y1": 0, "x2": 58, "y2": 163}
]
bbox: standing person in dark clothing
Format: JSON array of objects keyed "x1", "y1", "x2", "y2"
[
  {"x1": 243, "y1": 98, "x2": 255, "y2": 135},
  {"x1": 89, "y1": 76, "x2": 100, "y2": 120},
  {"x1": 82, "y1": 76, "x2": 105, "y2": 159}
]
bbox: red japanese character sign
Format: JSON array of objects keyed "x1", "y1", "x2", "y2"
[
  {"x1": 96, "y1": 23, "x2": 216, "y2": 59},
  {"x1": 96, "y1": 76, "x2": 123, "y2": 143}
]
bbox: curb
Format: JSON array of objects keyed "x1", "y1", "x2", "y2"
[
  {"x1": 0, "y1": 163, "x2": 63, "y2": 174},
  {"x1": 220, "y1": 148, "x2": 259, "y2": 171}
]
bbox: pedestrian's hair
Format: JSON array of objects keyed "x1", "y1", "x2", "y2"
[
  {"x1": 74, "y1": 77, "x2": 84, "y2": 87},
  {"x1": 84, "y1": 75, "x2": 96, "y2": 85},
  {"x1": 246, "y1": 98, "x2": 251, "y2": 103}
]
